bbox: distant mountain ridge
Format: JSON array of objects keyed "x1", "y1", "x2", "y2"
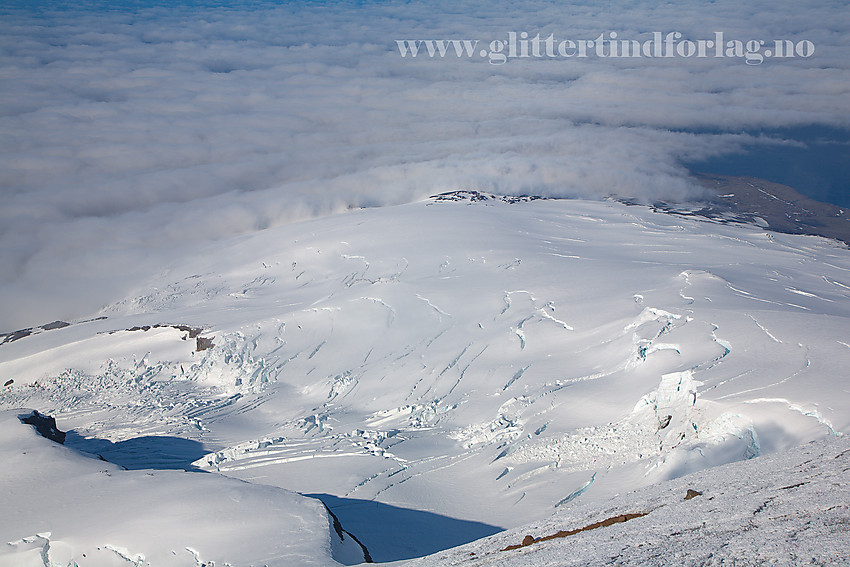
[
  {"x1": 681, "y1": 174, "x2": 850, "y2": 246},
  {"x1": 432, "y1": 175, "x2": 850, "y2": 247}
]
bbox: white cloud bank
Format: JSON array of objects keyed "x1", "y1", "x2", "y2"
[{"x1": 1, "y1": 0, "x2": 849, "y2": 328}]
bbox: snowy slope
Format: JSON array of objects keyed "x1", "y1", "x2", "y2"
[
  {"x1": 2, "y1": 195, "x2": 849, "y2": 562},
  {"x1": 401, "y1": 433, "x2": 850, "y2": 566},
  {"x1": 0, "y1": 410, "x2": 345, "y2": 567}
]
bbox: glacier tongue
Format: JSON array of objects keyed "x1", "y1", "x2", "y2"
[{"x1": 2, "y1": 196, "x2": 849, "y2": 561}]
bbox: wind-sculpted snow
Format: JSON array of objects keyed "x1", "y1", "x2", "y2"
[
  {"x1": 0, "y1": 410, "x2": 341, "y2": 567},
  {"x1": 1, "y1": 197, "x2": 849, "y2": 561}
]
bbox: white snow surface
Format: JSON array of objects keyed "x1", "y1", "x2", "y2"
[
  {"x1": 400, "y1": 433, "x2": 850, "y2": 566},
  {"x1": 2, "y1": 196, "x2": 849, "y2": 564},
  {"x1": 1, "y1": 409, "x2": 340, "y2": 567}
]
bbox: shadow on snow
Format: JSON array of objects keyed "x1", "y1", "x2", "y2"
[
  {"x1": 64, "y1": 430, "x2": 209, "y2": 471},
  {"x1": 62, "y1": 430, "x2": 502, "y2": 561},
  {"x1": 308, "y1": 492, "x2": 503, "y2": 563}
]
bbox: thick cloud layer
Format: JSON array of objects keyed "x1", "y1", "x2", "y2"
[{"x1": 1, "y1": 0, "x2": 849, "y2": 328}]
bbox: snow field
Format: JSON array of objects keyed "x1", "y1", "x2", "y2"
[{"x1": 2, "y1": 196, "x2": 849, "y2": 562}]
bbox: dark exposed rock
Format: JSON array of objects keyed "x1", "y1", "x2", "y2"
[
  {"x1": 2, "y1": 318, "x2": 102, "y2": 346},
  {"x1": 173, "y1": 324, "x2": 202, "y2": 339},
  {"x1": 685, "y1": 489, "x2": 703, "y2": 500},
  {"x1": 431, "y1": 190, "x2": 547, "y2": 204},
  {"x1": 19, "y1": 410, "x2": 66, "y2": 444},
  {"x1": 1, "y1": 328, "x2": 32, "y2": 345},
  {"x1": 113, "y1": 323, "x2": 213, "y2": 352},
  {"x1": 503, "y1": 512, "x2": 648, "y2": 551},
  {"x1": 2, "y1": 320, "x2": 214, "y2": 354}
]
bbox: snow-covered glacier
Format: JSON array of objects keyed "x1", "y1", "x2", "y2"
[{"x1": 2, "y1": 194, "x2": 849, "y2": 564}]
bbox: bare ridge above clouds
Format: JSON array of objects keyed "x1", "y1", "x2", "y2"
[
  {"x1": 692, "y1": 174, "x2": 850, "y2": 245},
  {"x1": 634, "y1": 174, "x2": 850, "y2": 246}
]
